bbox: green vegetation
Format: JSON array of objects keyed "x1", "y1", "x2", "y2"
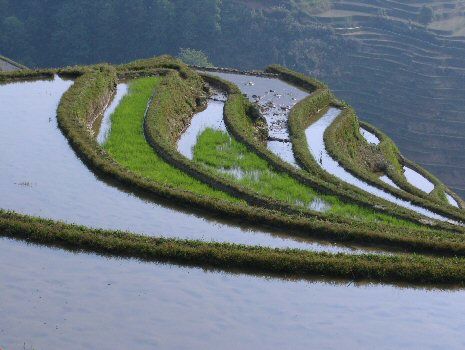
[
  {"x1": 267, "y1": 65, "x2": 465, "y2": 227},
  {"x1": 3, "y1": 0, "x2": 465, "y2": 202},
  {"x1": 53, "y1": 58, "x2": 465, "y2": 254},
  {"x1": 193, "y1": 128, "x2": 422, "y2": 227},
  {"x1": 220, "y1": 65, "x2": 459, "y2": 229},
  {"x1": 324, "y1": 105, "x2": 465, "y2": 216},
  {"x1": 4, "y1": 55, "x2": 465, "y2": 287},
  {"x1": 4, "y1": 209, "x2": 465, "y2": 287},
  {"x1": 178, "y1": 48, "x2": 213, "y2": 67},
  {"x1": 146, "y1": 68, "x2": 441, "y2": 229},
  {"x1": 103, "y1": 77, "x2": 236, "y2": 202}
]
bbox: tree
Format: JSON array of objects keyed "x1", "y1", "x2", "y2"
[
  {"x1": 418, "y1": 5, "x2": 434, "y2": 26},
  {"x1": 178, "y1": 48, "x2": 213, "y2": 67}
]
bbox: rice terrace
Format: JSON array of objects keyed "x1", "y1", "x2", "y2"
[{"x1": 2, "y1": 52, "x2": 465, "y2": 348}]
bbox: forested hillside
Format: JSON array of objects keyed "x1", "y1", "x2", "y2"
[{"x1": 1, "y1": 0, "x2": 464, "y2": 197}]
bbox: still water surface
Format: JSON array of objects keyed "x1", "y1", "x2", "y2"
[
  {"x1": 403, "y1": 166, "x2": 435, "y2": 194},
  {"x1": 203, "y1": 71, "x2": 308, "y2": 166},
  {"x1": 97, "y1": 83, "x2": 129, "y2": 144},
  {"x1": 0, "y1": 77, "x2": 372, "y2": 253},
  {"x1": 177, "y1": 92, "x2": 227, "y2": 159},
  {"x1": 2, "y1": 237, "x2": 465, "y2": 350},
  {"x1": 305, "y1": 108, "x2": 453, "y2": 223}
]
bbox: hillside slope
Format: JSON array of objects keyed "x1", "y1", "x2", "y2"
[
  {"x1": 306, "y1": 0, "x2": 465, "y2": 198},
  {"x1": 0, "y1": 54, "x2": 25, "y2": 71},
  {"x1": 0, "y1": 0, "x2": 463, "y2": 197}
]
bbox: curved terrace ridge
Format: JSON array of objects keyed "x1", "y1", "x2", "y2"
[{"x1": 2, "y1": 56, "x2": 465, "y2": 287}]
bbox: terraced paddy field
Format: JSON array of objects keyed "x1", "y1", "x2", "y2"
[
  {"x1": 308, "y1": 0, "x2": 465, "y2": 200},
  {"x1": 2, "y1": 56, "x2": 465, "y2": 348}
]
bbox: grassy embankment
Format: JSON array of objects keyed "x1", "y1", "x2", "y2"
[
  {"x1": 4, "y1": 210, "x2": 465, "y2": 287},
  {"x1": 53, "y1": 59, "x2": 465, "y2": 247},
  {"x1": 83, "y1": 66, "x2": 465, "y2": 257},
  {"x1": 214, "y1": 69, "x2": 442, "y2": 227},
  {"x1": 3, "y1": 56, "x2": 465, "y2": 286},
  {"x1": 103, "y1": 77, "x2": 239, "y2": 202},
  {"x1": 193, "y1": 128, "x2": 421, "y2": 227},
  {"x1": 264, "y1": 65, "x2": 465, "y2": 226},
  {"x1": 143, "y1": 68, "x2": 441, "y2": 229},
  {"x1": 0, "y1": 54, "x2": 28, "y2": 70},
  {"x1": 324, "y1": 107, "x2": 461, "y2": 207}
]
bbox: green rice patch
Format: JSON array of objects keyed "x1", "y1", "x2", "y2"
[
  {"x1": 103, "y1": 77, "x2": 238, "y2": 202},
  {"x1": 194, "y1": 128, "x2": 422, "y2": 228}
]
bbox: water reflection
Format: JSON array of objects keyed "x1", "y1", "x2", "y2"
[
  {"x1": 203, "y1": 71, "x2": 308, "y2": 166},
  {"x1": 446, "y1": 193, "x2": 460, "y2": 208},
  {"x1": 360, "y1": 127, "x2": 380, "y2": 145},
  {"x1": 0, "y1": 77, "x2": 376, "y2": 253},
  {"x1": 177, "y1": 92, "x2": 227, "y2": 159},
  {"x1": 97, "y1": 83, "x2": 129, "y2": 144},
  {"x1": 305, "y1": 108, "x2": 453, "y2": 223},
  {"x1": 2, "y1": 237, "x2": 465, "y2": 350},
  {"x1": 403, "y1": 166, "x2": 435, "y2": 194},
  {"x1": 380, "y1": 175, "x2": 402, "y2": 190}
]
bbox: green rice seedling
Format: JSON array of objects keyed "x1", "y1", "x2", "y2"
[
  {"x1": 103, "y1": 77, "x2": 240, "y2": 202},
  {"x1": 193, "y1": 128, "x2": 425, "y2": 228}
]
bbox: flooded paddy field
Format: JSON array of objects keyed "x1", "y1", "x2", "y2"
[
  {"x1": 2, "y1": 236, "x2": 465, "y2": 350},
  {"x1": 2, "y1": 65, "x2": 464, "y2": 350},
  {"x1": 380, "y1": 175, "x2": 402, "y2": 190},
  {"x1": 196, "y1": 71, "x2": 463, "y2": 224},
  {"x1": 403, "y1": 166, "x2": 435, "y2": 194},
  {"x1": 202, "y1": 71, "x2": 308, "y2": 166},
  {"x1": 360, "y1": 127, "x2": 380, "y2": 145},
  {"x1": 0, "y1": 77, "x2": 381, "y2": 254},
  {"x1": 97, "y1": 83, "x2": 129, "y2": 144},
  {"x1": 305, "y1": 108, "x2": 453, "y2": 223},
  {"x1": 447, "y1": 193, "x2": 460, "y2": 208},
  {"x1": 177, "y1": 91, "x2": 227, "y2": 159}
]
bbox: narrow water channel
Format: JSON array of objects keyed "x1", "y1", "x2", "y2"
[
  {"x1": 403, "y1": 166, "x2": 435, "y2": 194},
  {"x1": 199, "y1": 72, "x2": 458, "y2": 224},
  {"x1": 305, "y1": 108, "x2": 455, "y2": 223},
  {"x1": 97, "y1": 83, "x2": 129, "y2": 144},
  {"x1": 177, "y1": 92, "x2": 227, "y2": 159},
  {"x1": 380, "y1": 175, "x2": 402, "y2": 190},
  {"x1": 360, "y1": 127, "x2": 380, "y2": 145},
  {"x1": 446, "y1": 193, "x2": 460, "y2": 208},
  {"x1": 202, "y1": 71, "x2": 308, "y2": 166},
  {"x1": 2, "y1": 237, "x2": 465, "y2": 350},
  {"x1": 0, "y1": 77, "x2": 375, "y2": 254}
]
